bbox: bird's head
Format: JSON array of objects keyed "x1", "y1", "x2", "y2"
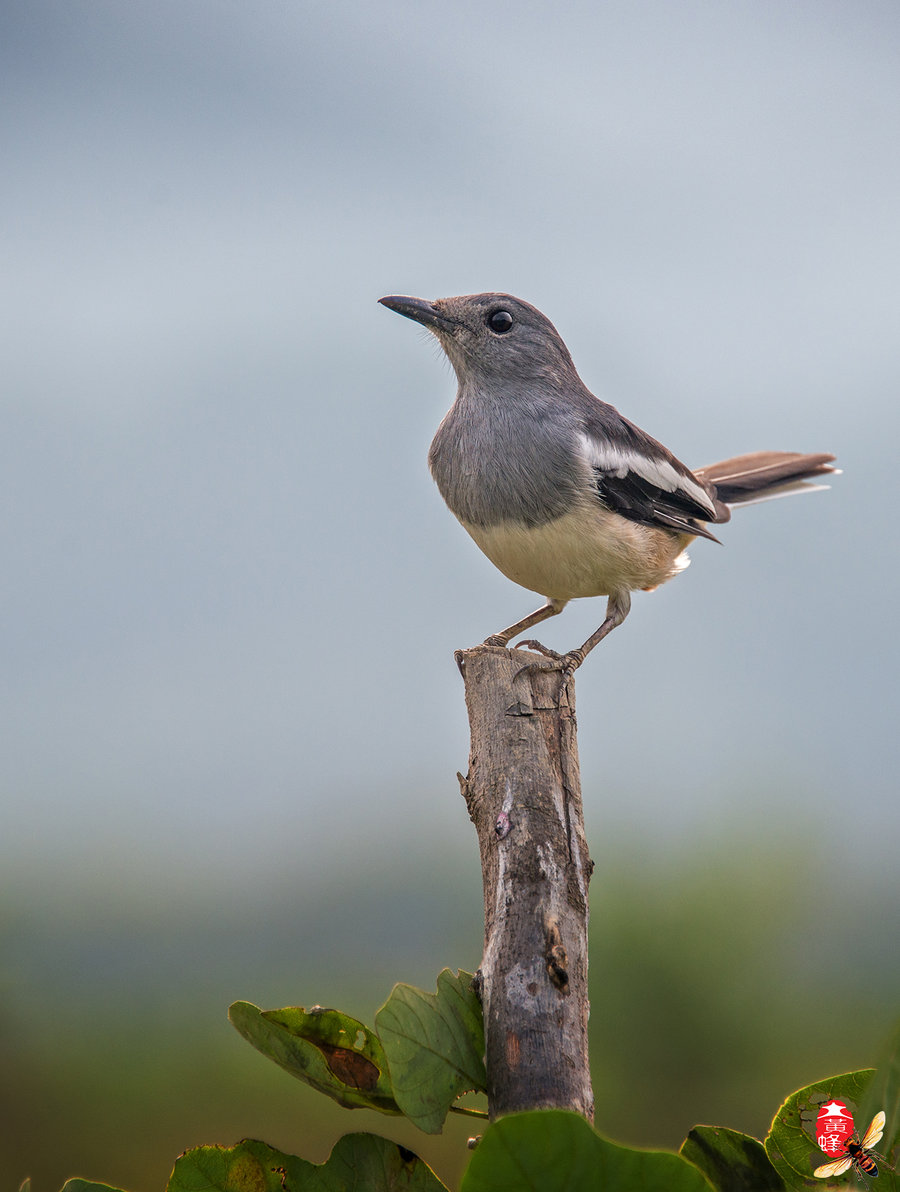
[{"x1": 379, "y1": 292, "x2": 579, "y2": 389}]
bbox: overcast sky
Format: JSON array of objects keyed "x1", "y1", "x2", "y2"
[{"x1": 2, "y1": 0, "x2": 899, "y2": 893}]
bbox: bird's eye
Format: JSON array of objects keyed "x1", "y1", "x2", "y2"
[{"x1": 488, "y1": 309, "x2": 514, "y2": 334}]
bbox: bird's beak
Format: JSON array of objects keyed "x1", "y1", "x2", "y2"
[{"x1": 379, "y1": 295, "x2": 457, "y2": 333}]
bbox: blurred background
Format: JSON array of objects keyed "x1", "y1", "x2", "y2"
[{"x1": 2, "y1": 1, "x2": 898, "y2": 1188}]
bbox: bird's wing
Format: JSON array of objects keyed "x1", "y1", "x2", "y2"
[{"x1": 576, "y1": 415, "x2": 726, "y2": 541}]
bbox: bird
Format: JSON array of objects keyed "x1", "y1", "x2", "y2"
[{"x1": 379, "y1": 292, "x2": 836, "y2": 681}]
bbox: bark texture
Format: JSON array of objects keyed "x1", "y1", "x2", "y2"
[{"x1": 456, "y1": 644, "x2": 594, "y2": 1122}]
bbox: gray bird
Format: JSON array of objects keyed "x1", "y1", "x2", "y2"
[{"x1": 379, "y1": 292, "x2": 836, "y2": 679}]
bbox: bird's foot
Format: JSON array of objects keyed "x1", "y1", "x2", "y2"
[
  {"x1": 514, "y1": 638, "x2": 562, "y2": 661},
  {"x1": 512, "y1": 644, "x2": 586, "y2": 689},
  {"x1": 483, "y1": 634, "x2": 511, "y2": 648},
  {"x1": 560, "y1": 648, "x2": 586, "y2": 684}
]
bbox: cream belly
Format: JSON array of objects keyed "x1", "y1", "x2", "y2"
[{"x1": 461, "y1": 504, "x2": 693, "y2": 601}]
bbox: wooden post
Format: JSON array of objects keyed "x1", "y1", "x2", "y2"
[{"x1": 456, "y1": 644, "x2": 594, "y2": 1122}]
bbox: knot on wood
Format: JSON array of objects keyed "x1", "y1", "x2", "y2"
[
  {"x1": 547, "y1": 943, "x2": 569, "y2": 991},
  {"x1": 544, "y1": 916, "x2": 570, "y2": 993},
  {"x1": 471, "y1": 969, "x2": 484, "y2": 1002}
]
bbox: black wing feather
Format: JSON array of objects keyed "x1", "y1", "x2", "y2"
[
  {"x1": 594, "y1": 468, "x2": 723, "y2": 542},
  {"x1": 578, "y1": 402, "x2": 724, "y2": 540}
]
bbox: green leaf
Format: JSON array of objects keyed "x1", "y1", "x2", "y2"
[
  {"x1": 167, "y1": 1138, "x2": 313, "y2": 1191},
  {"x1": 167, "y1": 1134, "x2": 450, "y2": 1191},
  {"x1": 460, "y1": 1109, "x2": 714, "y2": 1191},
  {"x1": 681, "y1": 1125, "x2": 786, "y2": 1191},
  {"x1": 60, "y1": 1183, "x2": 130, "y2": 1192},
  {"x1": 228, "y1": 1000, "x2": 401, "y2": 1115},
  {"x1": 61, "y1": 1182, "x2": 131, "y2": 1192},
  {"x1": 309, "y1": 1132, "x2": 450, "y2": 1190},
  {"x1": 764, "y1": 1069, "x2": 874, "y2": 1190},
  {"x1": 374, "y1": 968, "x2": 486, "y2": 1134}
]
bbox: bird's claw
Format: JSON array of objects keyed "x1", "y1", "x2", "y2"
[
  {"x1": 513, "y1": 638, "x2": 562, "y2": 660},
  {"x1": 560, "y1": 648, "x2": 586, "y2": 683}
]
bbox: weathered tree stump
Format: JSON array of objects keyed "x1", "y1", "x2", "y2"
[{"x1": 455, "y1": 644, "x2": 593, "y2": 1122}]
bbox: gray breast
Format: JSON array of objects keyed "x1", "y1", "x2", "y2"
[{"x1": 427, "y1": 383, "x2": 583, "y2": 530}]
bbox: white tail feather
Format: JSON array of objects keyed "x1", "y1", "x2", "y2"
[{"x1": 727, "y1": 479, "x2": 833, "y2": 507}]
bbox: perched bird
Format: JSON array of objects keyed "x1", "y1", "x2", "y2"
[{"x1": 379, "y1": 292, "x2": 836, "y2": 680}]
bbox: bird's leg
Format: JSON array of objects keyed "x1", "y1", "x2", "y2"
[
  {"x1": 563, "y1": 590, "x2": 632, "y2": 673},
  {"x1": 516, "y1": 591, "x2": 632, "y2": 684},
  {"x1": 483, "y1": 598, "x2": 567, "y2": 648}
]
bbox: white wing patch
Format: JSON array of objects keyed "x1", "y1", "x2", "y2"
[{"x1": 577, "y1": 432, "x2": 717, "y2": 519}]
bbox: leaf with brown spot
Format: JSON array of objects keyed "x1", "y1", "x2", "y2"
[
  {"x1": 317, "y1": 1042, "x2": 380, "y2": 1090},
  {"x1": 229, "y1": 1001, "x2": 401, "y2": 1115}
]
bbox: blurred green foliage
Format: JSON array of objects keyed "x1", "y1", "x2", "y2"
[{"x1": 2, "y1": 822, "x2": 896, "y2": 1191}]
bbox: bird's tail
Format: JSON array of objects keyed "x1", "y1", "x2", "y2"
[{"x1": 695, "y1": 451, "x2": 838, "y2": 507}]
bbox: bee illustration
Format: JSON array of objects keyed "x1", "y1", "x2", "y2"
[{"x1": 814, "y1": 1110, "x2": 892, "y2": 1187}]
